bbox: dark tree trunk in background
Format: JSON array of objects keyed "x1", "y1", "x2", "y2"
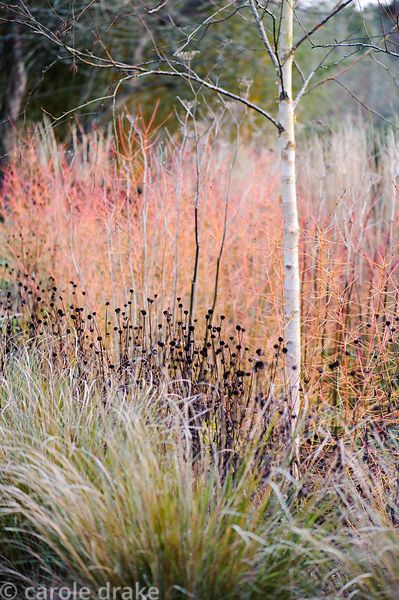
[{"x1": 0, "y1": 15, "x2": 27, "y2": 174}]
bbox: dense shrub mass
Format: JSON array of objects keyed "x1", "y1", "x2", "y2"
[{"x1": 1, "y1": 120, "x2": 399, "y2": 598}]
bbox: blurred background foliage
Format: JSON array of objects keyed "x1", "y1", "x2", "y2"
[{"x1": 0, "y1": 0, "x2": 399, "y2": 141}]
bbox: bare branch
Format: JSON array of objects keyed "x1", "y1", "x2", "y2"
[
  {"x1": 132, "y1": 67, "x2": 284, "y2": 132},
  {"x1": 174, "y1": 1, "x2": 238, "y2": 55},
  {"x1": 322, "y1": 78, "x2": 398, "y2": 128},
  {"x1": 295, "y1": 47, "x2": 335, "y2": 105},
  {"x1": 302, "y1": 47, "x2": 372, "y2": 96},
  {"x1": 309, "y1": 39, "x2": 399, "y2": 58},
  {"x1": 248, "y1": 0, "x2": 280, "y2": 72},
  {"x1": 292, "y1": 0, "x2": 355, "y2": 53}
]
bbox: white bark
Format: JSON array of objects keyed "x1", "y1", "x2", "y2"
[{"x1": 278, "y1": 0, "x2": 301, "y2": 430}]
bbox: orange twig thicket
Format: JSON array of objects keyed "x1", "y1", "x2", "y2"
[{"x1": 1, "y1": 119, "x2": 399, "y2": 429}]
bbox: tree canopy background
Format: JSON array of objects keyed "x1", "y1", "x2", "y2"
[{"x1": 1, "y1": 0, "x2": 398, "y2": 140}]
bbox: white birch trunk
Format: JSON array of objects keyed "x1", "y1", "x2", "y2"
[{"x1": 278, "y1": 0, "x2": 301, "y2": 432}]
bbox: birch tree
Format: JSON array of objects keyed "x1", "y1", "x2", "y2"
[
  {"x1": 277, "y1": 0, "x2": 301, "y2": 430},
  {"x1": 3, "y1": 0, "x2": 392, "y2": 435}
]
